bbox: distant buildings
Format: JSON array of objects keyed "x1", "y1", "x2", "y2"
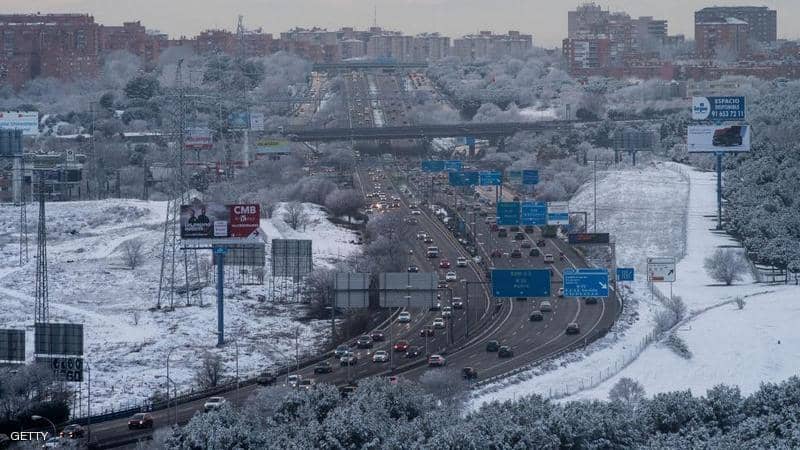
[
  {"x1": 695, "y1": 6, "x2": 776, "y2": 43},
  {"x1": 693, "y1": 6, "x2": 776, "y2": 59},
  {"x1": 452, "y1": 31, "x2": 533, "y2": 60}
]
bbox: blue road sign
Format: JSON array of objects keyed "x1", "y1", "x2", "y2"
[
  {"x1": 448, "y1": 171, "x2": 479, "y2": 186},
  {"x1": 563, "y1": 268, "x2": 609, "y2": 297},
  {"x1": 465, "y1": 136, "x2": 476, "y2": 146},
  {"x1": 692, "y1": 96, "x2": 746, "y2": 121},
  {"x1": 505, "y1": 170, "x2": 522, "y2": 183},
  {"x1": 521, "y1": 201, "x2": 547, "y2": 226},
  {"x1": 496, "y1": 202, "x2": 521, "y2": 226},
  {"x1": 479, "y1": 170, "x2": 502, "y2": 186},
  {"x1": 491, "y1": 269, "x2": 551, "y2": 297},
  {"x1": 616, "y1": 267, "x2": 635, "y2": 281},
  {"x1": 443, "y1": 160, "x2": 463, "y2": 172},
  {"x1": 522, "y1": 169, "x2": 539, "y2": 185},
  {"x1": 214, "y1": 246, "x2": 228, "y2": 255},
  {"x1": 421, "y1": 160, "x2": 445, "y2": 172}
]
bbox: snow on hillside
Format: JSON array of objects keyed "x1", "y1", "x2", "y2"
[
  {"x1": 0, "y1": 200, "x2": 358, "y2": 415},
  {"x1": 473, "y1": 161, "x2": 800, "y2": 407}
]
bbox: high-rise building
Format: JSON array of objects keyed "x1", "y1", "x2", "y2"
[
  {"x1": 452, "y1": 30, "x2": 532, "y2": 60},
  {"x1": 695, "y1": 18, "x2": 750, "y2": 59},
  {"x1": 695, "y1": 6, "x2": 776, "y2": 43}
]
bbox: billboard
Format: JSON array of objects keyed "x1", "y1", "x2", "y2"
[
  {"x1": 0, "y1": 111, "x2": 39, "y2": 136},
  {"x1": 271, "y1": 239, "x2": 313, "y2": 278},
  {"x1": 568, "y1": 233, "x2": 610, "y2": 245},
  {"x1": 184, "y1": 127, "x2": 213, "y2": 150},
  {"x1": 37, "y1": 356, "x2": 84, "y2": 382},
  {"x1": 0, "y1": 329, "x2": 25, "y2": 362},
  {"x1": 647, "y1": 257, "x2": 676, "y2": 282},
  {"x1": 180, "y1": 203, "x2": 229, "y2": 239},
  {"x1": 614, "y1": 128, "x2": 657, "y2": 151},
  {"x1": 521, "y1": 202, "x2": 547, "y2": 226},
  {"x1": 692, "y1": 96, "x2": 745, "y2": 121},
  {"x1": 496, "y1": 202, "x2": 521, "y2": 226},
  {"x1": 378, "y1": 272, "x2": 437, "y2": 308},
  {"x1": 491, "y1": 269, "x2": 551, "y2": 297},
  {"x1": 334, "y1": 273, "x2": 370, "y2": 308},
  {"x1": 522, "y1": 170, "x2": 539, "y2": 185},
  {"x1": 228, "y1": 111, "x2": 251, "y2": 129},
  {"x1": 687, "y1": 125, "x2": 751, "y2": 153},
  {"x1": 229, "y1": 204, "x2": 260, "y2": 238},
  {"x1": 211, "y1": 243, "x2": 265, "y2": 267},
  {"x1": 250, "y1": 112, "x2": 265, "y2": 131},
  {"x1": 255, "y1": 139, "x2": 291, "y2": 156},
  {"x1": 34, "y1": 323, "x2": 83, "y2": 356},
  {"x1": 547, "y1": 202, "x2": 570, "y2": 225},
  {"x1": 0, "y1": 129, "x2": 24, "y2": 157},
  {"x1": 564, "y1": 268, "x2": 609, "y2": 297}
]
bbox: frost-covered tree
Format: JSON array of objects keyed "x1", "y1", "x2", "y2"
[
  {"x1": 283, "y1": 202, "x2": 310, "y2": 231},
  {"x1": 325, "y1": 189, "x2": 364, "y2": 222},
  {"x1": 609, "y1": 377, "x2": 646, "y2": 409},
  {"x1": 703, "y1": 248, "x2": 749, "y2": 285}
]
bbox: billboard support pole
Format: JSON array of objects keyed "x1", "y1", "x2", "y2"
[
  {"x1": 716, "y1": 151, "x2": 723, "y2": 230},
  {"x1": 216, "y1": 249, "x2": 226, "y2": 347}
]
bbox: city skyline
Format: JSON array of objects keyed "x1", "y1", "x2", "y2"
[{"x1": 3, "y1": 0, "x2": 796, "y2": 47}]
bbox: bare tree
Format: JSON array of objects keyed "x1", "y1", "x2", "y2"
[
  {"x1": 609, "y1": 377, "x2": 646, "y2": 409},
  {"x1": 121, "y1": 238, "x2": 145, "y2": 269},
  {"x1": 194, "y1": 352, "x2": 224, "y2": 389},
  {"x1": 283, "y1": 202, "x2": 310, "y2": 231},
  {"x1": 419, "y1": 368, "x2": 468, "y2": 408},
  {"x1": 704, "y1": 248, "x2": 749, "y2": 285}
]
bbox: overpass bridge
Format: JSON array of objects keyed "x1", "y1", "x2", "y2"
[
  {"x1": 284, "y1": 120, "x2": 597, "y2": 142},
  {"x1": 312, "y1": 61, "x2": 429, "y2": 71}
]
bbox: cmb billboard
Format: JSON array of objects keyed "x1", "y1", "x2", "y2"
[
  {"x1": 181, "y1": 204, "x2": 261, "y2": 239},
  {"x1": 687, "y1": 125, "x2": 751, "y2": 153}
]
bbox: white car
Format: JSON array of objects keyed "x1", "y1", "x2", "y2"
[
  {"x1": 372, "y1": 350, "x2": 389, "y2": 363},
  {"x1": 539, "y1": 301, "x2": 553, "y2": 312},
  {"x1": 203, "y1": 396, "x2": 227, "y2": 412},
  {"x1": 398, "y1": 311, "x2": 412, "y2": 323},
  {"x1": 544, "y1": 254, "x2": 554, "y2": 263},
  {"x1": 411, "y1": 209, "x2": 422, "y2": 215},
  {"x1": 456, "y1": 257, "x2": 468, "y2": 267},
  {"x1": 433, "y1": 318, "x2": 446, "y2": 329},
  {"x1": 287, "y1": 374, "x2": 303, "y2": 387},
  {"x1": 416, "y1": 231, "x2": 427, "y2": 240},
  {"x1": 445, "y1": 271, "x2": 457, "y2": 282},
  {"x1": 441, "y1": 306, "x2": 452, "y2": 318}
]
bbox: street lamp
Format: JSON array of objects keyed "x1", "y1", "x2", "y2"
[
  {"x1": 31, "y1": 415, "x2": 56, "y2": 438},
  {"x1": 155, "y1": 375, "x2": 178, "y2": 425}
]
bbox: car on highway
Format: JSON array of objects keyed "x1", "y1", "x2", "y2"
[
  {"x1": 128, "y1": 413, "x2": 154, "y2": 430},
  {"x1": 426, "y1": 246, "x2": 439, "y2": 257},
  {"x1": 456, "y1": 256, "x2": 468, "y2": 267},
  {"x1": 204, "y1": 396, "x2": 227, "y2": 412},
  {"x1": 356, "y1": 335, "x2": 374, "y2": 348},
  {"x1": 510, "y1": 249, "x2": 522, "y2": 258},
  {"x1": 340, "y1": 354, "x2": 358, "y2": 366},
  {"x1": 411, "y1": 209, "x2": 421, "y2": 215},
  {"x1": 452, "y1": 297, "x2": 464, "y2": 309},
  {"x1": 372, "y1": 350, "x2": 390, "y2": 363},
  {"x1": 529, "y1": 248, "x2": 541, "y2": 257},
  {"x1": 370, "y1": 330, "x2": 386, "y2": 341},
  {"x1": 405, "y1": 346, "x2": 422, "y2": 358},
  {"x1": 486, "y1": 340, "x2": 500, "y2": 352},
  {"x1": 416, "y1": 231, "x2": 427, "y2": 240},
  {"x1": 433, "y1": 318, "x2": 446, "y2": 329},
  {"x1": 429, "y1": 301, "x2": 442, "y2": 311},
  {"x1": 529, "y1": 310, "x2": 544, "y2": 321},
  {"x1": 498, "y1": 229, "x2": 508, "y2": 238},
  {"x1": 462, "y1": 367, "x2": 478, "y2": 380},
  {"x1": 314, "y1": 361, "x2": 334, "y2": 374},
  {"x1": 439, "y1": 259, "x2": 451, "y2": 269},
  {"x1": 498, "y1": 346, "x2": 514, "y2": 358},
  {"x1": 521, "y1": 241, "x2": 532, "y2": 248},
  {"x1": 256, "y1": 370, "x2": 277, "y2": 386},
  {"x1": 398, "y1": 311, "x2": 412, "y2": 323},
  {"x1": 445, "y1": 271, "x2": 458, "y2": 281},
  {"x1": 41, "y1": 437, "x2": 66, "y2": 448},
  {"x1": 585, "y1": 297, "x2": 599, "y2": 304},
  {"x1": 539, "y1": 301, "x2": 553, "y2": 312},
  {"x1": 60, "y1": 424, "x2": 84, "y2": 439},
  {"x1": 407, "y1": 265, "x2": 420, "y2": 273},
  {"x1": 335, "y1": 345, "x2": 351, "y2": 358},
  {"x1": 510, "y1": 225, "x2": 520, "y2": 232},
  {"x1": 536, "y1": 239, "x2": 547, "y2": 247},
  {"x1": 298, "y1": 379, "x2": 315, "y2": 390},
  {"x1": 428, "y1": 354, "x2": 446, "y2": 367},
  {"x1": 514, "y1": 232, "x2": 525, "y2": 240},
  {"x1": 441, "y1": 306, "x2": 453, "y2": 318},
  {"x1": 420, "y1": 326, "x2": 435, "y2": 337},
  {"x1": 544, "y1": 253, "x2": 554, "y2": 263},
  {"x1": 393, "y1": 340, "x2": 410, "y2": 352},
  {"x1": 558, "y1": 287, "x2": 564, "y2": 298},
  {"x1": 525, "y1": 226, "x2": 535, "y2": 233},
  {"x1": 491, "y1": 249, "x2": 503, "y2": 258}
]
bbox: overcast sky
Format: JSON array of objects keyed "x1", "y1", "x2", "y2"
[{"x1": 5, "y1": 0, "x2": 798, "y2": 47}]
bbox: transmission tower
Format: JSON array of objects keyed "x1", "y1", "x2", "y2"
[
  {"x1": 156, "y1": 59, "x2": 203, "y2": 309},
  {"x1": 34, "y1": 175, "x2": 48, "y2": 323},
  {"x1": 18, "y1": 160, "x2": 29, "y2": 266}
]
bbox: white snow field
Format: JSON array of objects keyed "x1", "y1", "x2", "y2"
[
  {"x1": 473, "y1": 161, "x2": 800, "y2": 407},
  {"x1": 0, "y1": 200, "x2": 358, "y2": 415}
]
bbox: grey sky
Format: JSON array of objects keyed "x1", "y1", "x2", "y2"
[{"x1": 4, "y1": 0, "x2": 798, "y2": 47}]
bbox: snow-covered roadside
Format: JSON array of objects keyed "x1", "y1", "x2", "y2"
[
  {"x1": 470, "y1": 162, "x2": 690, "y2": 407},
  {"x1": 0, "y1": 200, "x2": 358, "y2": 414}
]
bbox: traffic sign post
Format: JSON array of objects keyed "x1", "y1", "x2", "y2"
[
  {"x1": 647, "y1": 257, "x2": 676, "y2": 282},
  {"x1": 522, "y1": 170, "x2": 539, "y2": 185},
  {"x1": 616, "y1": 267, "x2": 635, "y2": 282},
  {"x1": 496, "y1": 202, "x2": 521, "y2": 226},
  {"x1": 521, "y1": 202, "x2": 547, "y2": 226},
  {"x1": 479, "y1": 170, "x2": 502, "y2": 186},
  {"x1": 563, "y1": 268, "x2": 609, "y2": 297},
  {"x1": 491, "y1": 269, "x2": 551, "y2": 298}
]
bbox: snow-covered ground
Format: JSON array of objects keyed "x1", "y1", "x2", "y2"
[
  {"x1": 472, "y1": 161, "x2": 800, "y2": 407},
  {"x1": 0, "y1": 200, "x2": 358, "y2": 415}
]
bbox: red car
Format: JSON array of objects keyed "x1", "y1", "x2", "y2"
[
  {"x1": 393, "y1": 340, "x2": 410, "y2": 352},
  {"x1": 128, "y1": 413, "x2": 153, "y2": 430},
  {"x1": 439, "y1": 259, "x2": 451, "y2": 269},
  {"x1": 491, "y1": 249, "x2": 503, "y2": 258}
]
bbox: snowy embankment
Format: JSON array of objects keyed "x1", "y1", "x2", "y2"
[
  {"x1": 0, "y1": 200, "x2": 358, "y2": 415},
  {"x1": 473, "y1": 161, "x2": 800, "y2": 407}
]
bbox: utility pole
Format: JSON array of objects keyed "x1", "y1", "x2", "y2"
[
  {"x1": 593, "y1": 158, "x2": 597, "y2": 232},
  {"x1": 34, "y1": 175, "x2": 49, "y2": 324}
]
